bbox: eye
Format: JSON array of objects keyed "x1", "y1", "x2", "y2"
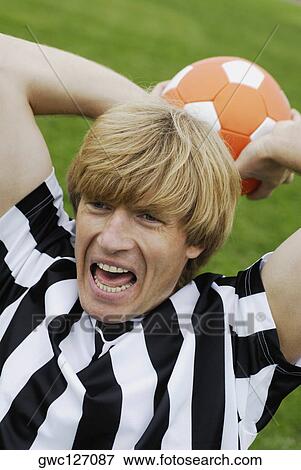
[
  {"x1": 138, "y1": 213, "x2": 161, "y2": 223},
  {"x1": 89, "y1": 202, "x2": 111, "y2": 211}
]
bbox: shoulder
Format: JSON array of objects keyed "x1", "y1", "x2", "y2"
[
  {"x1": 0, "y1": 168, "x2": 75, "y2": 247},
  {"x1": 0, "y1": 169, "x2": 76, "y2": 299},
  {"x1": 192, "y1": 256, "x2": 266, "y2": 309},
  {"x1": 203, "y1": 253, "x2": 301, "y2": 374}
]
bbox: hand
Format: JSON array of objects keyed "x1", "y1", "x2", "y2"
[
  {"x1": 150, "y1": 80, "x2": 170, "y2": 97},
  {"x1": 236, "y1": 110, "x2": 301, "y2": 200}
]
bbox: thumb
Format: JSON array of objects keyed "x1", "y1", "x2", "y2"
[{"x1": 235, "y1": 138, "x2": 266, "y2": 179}]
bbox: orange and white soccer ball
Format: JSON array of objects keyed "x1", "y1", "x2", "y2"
[{"x1": 162, "y1": 56, "x2": 291, "y2": 194}]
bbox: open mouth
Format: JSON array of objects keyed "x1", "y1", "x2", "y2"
[{"x1": 90, "y1": 262, "x2": 137, "y2": 294}]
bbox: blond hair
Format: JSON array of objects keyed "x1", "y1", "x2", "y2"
[{"x1": 67, "y1": 97, "x2": 241, "y2": 288}]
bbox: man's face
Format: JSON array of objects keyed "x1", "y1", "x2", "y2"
[{"x1": 75, "y1": 197, "x2": 202, "y2": 323}]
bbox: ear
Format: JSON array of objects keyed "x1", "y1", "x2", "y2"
[{"x1": 185, "y1": 245, "x2": 204, "y2": 260}]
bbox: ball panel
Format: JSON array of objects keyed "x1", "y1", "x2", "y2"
[
  {"x1": 184, "y1": 102, "x2": 221, "y2": 132},
  {"x1": 178, "y1": 62, "x2": 228, "y2": 102},
  {"x1": 219, "y1": 129, "x2": 250, "y2": 158},
  {"x1": 241, "y1": 178, "x2": 260, "y2": 195},
  {"x1": 214, "y1": 83, "x2": 267, "y2": 135},
  {"x1": 163, "y1": 88, "x2": 184, "y2": 108},
  {"x1": 163, "y1": 65, "x2": 193, "y2": 94},
  {"x1": 250, "y1": 116, "x2": 276, "y2": 141},
  {"x1": 220, "y1": 128, "x2": 260, "y2": 194},
  {"x1": 222, "y1": 60, "x2": 265, "y2": 89},
  {"x1": 259, "y1": 74, "x2": 291, "y2": 120}
]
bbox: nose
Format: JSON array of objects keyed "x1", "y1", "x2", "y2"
[{"x1": 97, "y1": 207, "x2": 136, "y2": 254}]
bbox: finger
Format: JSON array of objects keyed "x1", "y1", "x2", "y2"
[
  {"x1": 282, "y1": 172, "x2": 294, "y2": 184},
  {"x1": 291, "y1": 108, "x2": 301, "y2": 122}
]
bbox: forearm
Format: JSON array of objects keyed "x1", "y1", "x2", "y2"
[{"x1": 0, "y1": 33, "x2": 147, "y2": 118}]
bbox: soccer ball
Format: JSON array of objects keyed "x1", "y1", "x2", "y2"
[{"x1": 162, "y1": 57, "x2": 291, "y2": 194}]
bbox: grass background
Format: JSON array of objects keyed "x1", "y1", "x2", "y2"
[{"x1": 1, "y1": 0, "x2": 300, "y2": 450}]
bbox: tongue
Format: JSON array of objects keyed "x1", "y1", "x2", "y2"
[{"x1": 95, "y1": 266, "x2": 135, "y2": 287}]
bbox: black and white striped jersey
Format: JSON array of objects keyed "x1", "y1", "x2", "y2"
[{"x1": 0, "y1": 169, "x2": 300, "y2": 450}]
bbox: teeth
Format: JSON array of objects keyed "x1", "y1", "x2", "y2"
[
  {"x1": 94, "y1": 276, "x2": 133, "y2": 293},
  {"x1": 97, "y1": 262, "x2": 129, "y2": 273}
]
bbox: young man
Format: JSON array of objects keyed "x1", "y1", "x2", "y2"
[{"x1": 0, "y1": 34, "x2": 300, "y2": 450}]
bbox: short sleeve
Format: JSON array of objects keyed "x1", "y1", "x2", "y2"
[
  {"x1": 213, "y1": 256, "x2": 301, "y2": 448},
  {"x1": 0, "y1": 169, "x2": 76, "y2": 313},
  {"x1": 231, "y1": 255, "x2": 301, "y2": 374}
]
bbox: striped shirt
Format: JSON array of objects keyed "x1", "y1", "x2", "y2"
[{"x1": 0, "y1": 169, "x2": 300, "y2": 450}]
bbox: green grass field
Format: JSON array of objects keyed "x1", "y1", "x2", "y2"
[{"x1": 1, "y1": 0, "x2": 300, "y2": 450}]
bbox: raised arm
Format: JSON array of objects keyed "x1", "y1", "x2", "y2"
[
  {"x1": 261, "y1": 230, "x2": 301, "y2": 364},
  {"x1": 235, "y1": 110, "x2": 301, "y2": 363},
  {"x1": 0, "y1": 33, "x2": 146, "y2": 216}
]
